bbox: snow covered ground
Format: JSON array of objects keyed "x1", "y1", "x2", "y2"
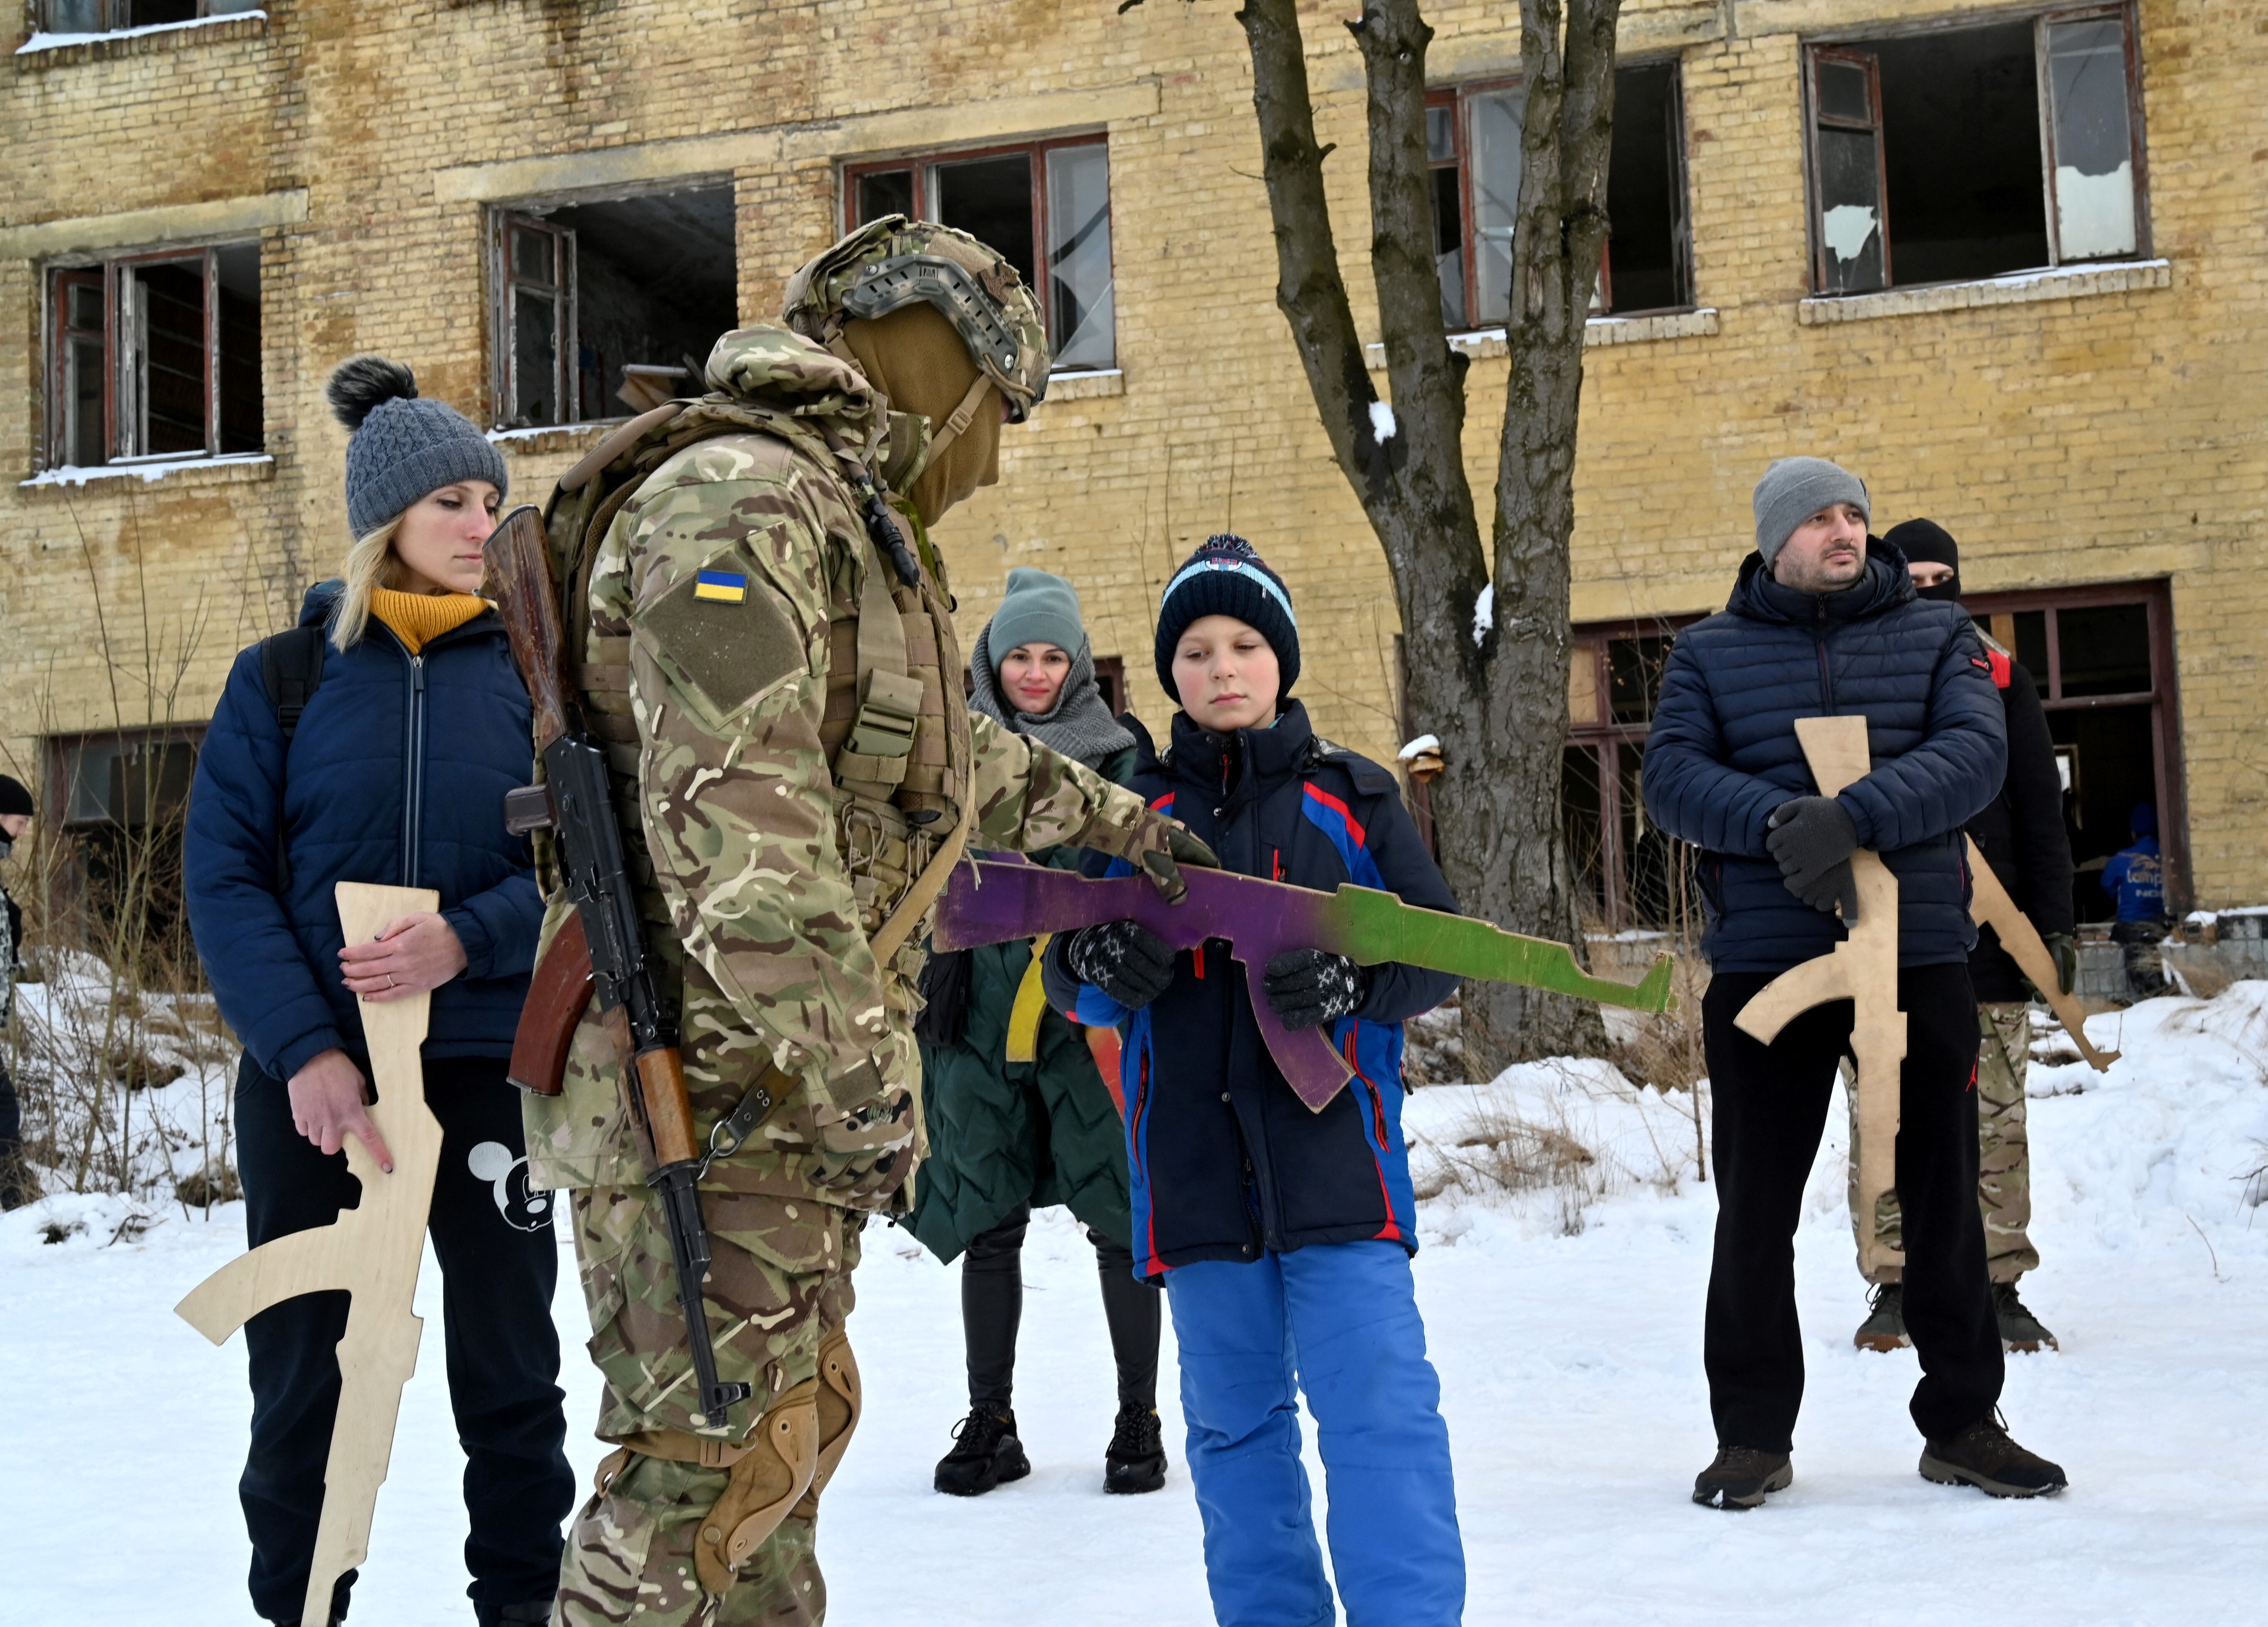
[{"x1": 8, "y1": 986, "x2": 2268, "y2": 1625}]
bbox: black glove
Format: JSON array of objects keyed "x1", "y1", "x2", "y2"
[
  {"x1": 1138, "y1": 824, "x2": 1222, "y2": 904},
  {"x1": 2043, "y1": 931, "x2": 2079, "y2": 997},
  {"x1": 1263, "y1": 949, "x2": 1369, "y2": 1031},
  {"x1": 1064, "y1": 919, "x2": 1176, "y2": 1011},
  {"x1": 1766, "y1": 796, "x2": 1861, "y2": 923}
]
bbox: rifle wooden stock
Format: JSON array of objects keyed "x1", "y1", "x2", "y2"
[
  {"x1": 508, "y1": 912, "x2": 595, "y2": 1096},
  {"x1": 482, "y1": 504, "x2": 574, "y2": 751}
]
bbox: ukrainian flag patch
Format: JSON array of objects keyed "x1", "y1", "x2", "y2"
[{"x1": 693, "y1": 568, "x2": 748, "y2": 603}]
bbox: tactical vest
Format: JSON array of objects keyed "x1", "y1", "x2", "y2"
[{"x1": 540, "y1": 396, "x2": 974, "y2": 968}]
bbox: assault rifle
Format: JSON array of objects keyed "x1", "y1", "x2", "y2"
[{"x1": 484, "y1": 504, "x2": 756, "y2": 1431}]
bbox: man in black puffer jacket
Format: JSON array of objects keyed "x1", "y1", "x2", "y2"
[{"x1": 1645, "y1": 457, "x2": 2064, "y2": 1511}]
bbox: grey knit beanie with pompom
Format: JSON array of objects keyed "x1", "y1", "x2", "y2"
[{"x1": 326, "y1": 356, "x2": 509, "y2": 537}]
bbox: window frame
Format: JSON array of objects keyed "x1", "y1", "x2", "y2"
[
  {"x1": 1566, "y1": 616, "x2": 1703, "y2": 930},
  {"x1": 1802, "y1": 3, "x2": 2150, "y2": 297},
  {"x1": 488, "y1": 210, "x2": 579, "y2": 430},
  {"x1": 38, "y1": 0, "x2": 258, "y2": 31},
  {"x1": 841, "y1": 133, "x2": 1118, "y2": 375},
  {"x1": 42, "y1": 244, "x2": 244, "y2": 470},
  {"x1": 1430, "y1": 64, "x2": 1695, "y2": 332},
  {"x1": 1963, "y1": 577, "x2": 2182, "y2": 908}
]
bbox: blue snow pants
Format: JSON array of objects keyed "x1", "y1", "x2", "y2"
[{"x1": 1164, "y1": 1240, "x2": 1464, "y2": 1627}]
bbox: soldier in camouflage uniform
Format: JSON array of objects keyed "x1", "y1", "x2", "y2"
[{"x1": 525, "y1": 219, "x2": 1209, "y2": 1627}]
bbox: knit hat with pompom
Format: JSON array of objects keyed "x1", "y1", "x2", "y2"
[
  {"x1": 326, "y1": 356, "x2": 509, "y2": 537},
  {"x1": 1153, "y1": 533, "x2": 1300, "y2": 700}
]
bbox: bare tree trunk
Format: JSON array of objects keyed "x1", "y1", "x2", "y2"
[{"x1": 1235, "y1": 0, "x2": 1621, "y2": 1072}]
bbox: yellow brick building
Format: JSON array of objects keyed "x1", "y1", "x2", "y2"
[{"x1": 1, "y1": 0, "x2": 2255, "y2": 929}]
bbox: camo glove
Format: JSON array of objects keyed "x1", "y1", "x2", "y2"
[
  {"x1": 1264, "y1": 949, "x2": 1369, "y2": 1031},
  {"x1": 2043, "y1": 931, "x2": 2079, "y2": 997},
  {"x1": 1064, "y1": 919, "x2": 1177, "y2": 1011},
  {"x1": 1766, "y1": 796, "x2": 1862, "y2": 923}
]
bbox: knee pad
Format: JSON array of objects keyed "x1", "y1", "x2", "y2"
[
  {"x1": 694, "y1": 1381, "x2": 818, "y2": 1596},
  {"x1": 793, "y1": 1330, "x2": 862, "y2": 1520}
]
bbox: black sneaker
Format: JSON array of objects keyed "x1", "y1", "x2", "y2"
[
  {"x1": 1853, "y1": 1282, "x2": 1910, "y2": 1352},
  {"x1": 933, "y1": 1406, "x2": 1032, "y2": 1497},
  {"x1": 1103, "y1": 1401, "x2": 1168, "y2": 1494},
  {"x1": 1920, "y1": 1413, "x2": 2067, "y2": 1498},
  {"x1": 1994, "y1": 1281, "x2": 2059, "y2": 1352},
  {"x1": 1691, "y1": 1445, "x2": 1792, "y2": 1510}
]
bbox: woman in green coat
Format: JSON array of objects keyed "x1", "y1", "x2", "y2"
[{"x1": 913, "y1": 568, "x2": 1166, "y2": 1499}]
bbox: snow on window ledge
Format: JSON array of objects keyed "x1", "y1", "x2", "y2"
[
  {"x1": 18, "y1": 452, "x2": 273, "y2": 493},
  {"x1": 1797, "y1": 260, "x2": 2170, "y2": 326},
  {"x1": 15, "y1": 9, "x2": 265, "y2": 65},
  {"x1": 487, "y1": 423, "x2": 615, "y2": 457},
  {"x1": 1042, "y1": 369, "x2": 1124, "y2": 403},
  {"x1": 1364, "y1": 309, "x2": 1720, "y2": 370}
]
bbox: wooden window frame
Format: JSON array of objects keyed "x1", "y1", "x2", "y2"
[
  {"x1": 39, "y1": 1, "x2": 256, "y2": 29},
  {"x1": 489, "y1": 211, "x2": 578, "y2": 430},
  {"x1": 2035, "y1": 3, "x2": 2152, "y2": 265},
  {"x1": 1566, "y1": 615, "x2": 1703, "y2": 929},
  {"x1": 1964, "y1": 577, "x2": 2183, "y2": 907},
  {"x1": 1434, "y1": 64, "x2": 1693, "y2": 332},
  {"x1": 44, "y1": 246, "x2": 235, "y2": 469},
  {"x1": 1803, "y1": 46, "x2": 1892, "y2": 295},
  {"x1": 842, "y1": 134, "x2": 1115, "y2": 374}
]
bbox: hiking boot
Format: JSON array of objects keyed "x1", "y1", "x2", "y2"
[
  {"x1": 1994, "y1": 1281, "x2": 2059, "y2": 1352},
  {"x1": 1103, "y1": 1400, "x2": 1168, "y2": 1495},
  {"x1": 1920, "y1": 1413, "x2": 2067, "y2": 1498},
  {"x1": 1691, "y1": 1445, "x2": 1792, "y2": 1510},
  {"x1": 933, "y1": 1405, "x2": 1031, "y2": 1497},
  {"x1": 1853, "y1": 1282, "x2": 1910, "y2": 1352}
]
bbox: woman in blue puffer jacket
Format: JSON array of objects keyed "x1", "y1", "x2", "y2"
[{"x1": 184, "y1": 358, "x2": 571, "y2": 1627}]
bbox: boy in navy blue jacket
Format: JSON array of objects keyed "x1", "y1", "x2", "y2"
[{"x1": 1044, "y1": 536, "x2": 1464, "y2": 1627}]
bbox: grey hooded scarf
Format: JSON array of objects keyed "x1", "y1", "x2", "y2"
[{"x1": 968, "y1": 620, "x2": 1136, "y2": 770}]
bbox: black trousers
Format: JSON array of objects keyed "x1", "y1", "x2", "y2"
[
  {"x1": 0, "y1": 1060, "x2": 33, "y2": 1209},
  {"x1": 964, "y1": 1201, "x2": 1162, "y2": 1413},
  {"x1": 1702, "y1": 963, "x2": 2004, "y2": 1452},
  {"x1": 236, "y1": 1051, "x2": 574, "y2": 1625}
]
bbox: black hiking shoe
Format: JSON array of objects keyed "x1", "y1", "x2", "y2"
[
  {"x1": 1691, "y1": 1445, "x2": 1792, "y2": 1510},
  {"x1": 1103, "y1": 1401, "x2": 1168, "y2": 1494},
  {"x1": 1920, "y1": 1413, "x2": 2067, "y2": 1498},
  {"x1": 1853, "y1": 1282, "x2": 1910, "y2": 1352},
  {"x1": 933, "y1": 1405, "x2": 1031, "y2": 1497},
  {"x1": 1994, "y1": 1281, "x2": 2059, "y2": 1352}
]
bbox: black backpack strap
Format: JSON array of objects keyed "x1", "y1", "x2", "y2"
[{"x1": 258, "y1": 624, "x2": 329, "y2": 892}]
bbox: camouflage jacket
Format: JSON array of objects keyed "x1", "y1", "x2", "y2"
[{"x1": 525, "y1": 327, "x2": 1173, "y2": 1212}]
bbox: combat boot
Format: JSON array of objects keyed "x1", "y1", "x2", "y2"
[
  {"x1": 1920, "y1": 1412, "x2": 2067, "y2": 1497},
  {"x1": 1691, "y1": 1445, "x2": 1792, "y2": 1511},
  {"x1": 1993, "y1": 1281, "x2": 2059, "y2": 1352},
  {"x1": 1103, "y1": 1401, "x2": 1168, "y2": 1495},
  {"x1": 1853, "y1": 1282, "x2": 1909, "y2": 1352},
  {"x1": 933, "y1": 1405, "x2": 1031, "y2": 1497}
]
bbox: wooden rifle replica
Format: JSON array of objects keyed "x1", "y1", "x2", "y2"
[
  {"x1": 176, "y1": 882, "x2": 441, "y2": 1627},
  {"x1": 932, "y1": 858, "x2": 1676, "y2": 1112},
  {"x1": 1733, "y1": 717, "x2": 1906, "y2": 1276},
  {"x1": 483, "y1": 504, "x2": 755, "y2": 1432},
  {"x1": 1966, "y1": 835, "x2": 2117, "y2": 1072}
]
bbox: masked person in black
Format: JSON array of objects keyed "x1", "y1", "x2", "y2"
[{"x1": 1843, "y1": 521, "x2": 2073, "y2": 1356}]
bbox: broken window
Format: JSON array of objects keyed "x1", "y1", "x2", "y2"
[
  {"x1": 1805, "y1": 6, "x2": 2145, "y2": 295},
  {"x1": 489, "y1": 184, "x2": 738, "y2": 430},
  {"x1": 44, "y1": 243, "x2": 261, "y2": 469},
  {"x1": 43, "y1": 727, "x2": 202, "y2": 952},
  {"x1": 1430, "y1": 63, "x2": 1691, "y2": 330},
  {"x1": 1565, "y1": 620, "x2": 1702, "y2": 930},
  {"x1": 845, "y1": 138, "x2": 1117, "y2": 373},
  {"x1": 39, "y1": 1, "x2": 258, "y2": 31}
]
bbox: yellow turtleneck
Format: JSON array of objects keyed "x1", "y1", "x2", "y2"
[{"x1": 371, "y1": 588, "x2": 488, "y2": 654}]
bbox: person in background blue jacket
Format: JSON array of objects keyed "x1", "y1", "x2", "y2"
[
  {"x1": 185, "y1": 357, "x2": 571, "y2": 1627},
  {"x1": 1644, "y1": 457, "x2": 2064, "y2": 1511},
  {"x1": 2103, "y1": 802, "x2": 2170, "y2": 996},
  {"x1": 1043, "y1": 536, "x2": 1464, "y2": 1627}
]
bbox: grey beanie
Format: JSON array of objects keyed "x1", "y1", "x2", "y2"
[
  {"x1": 987, "y1": 568, "x2": 1087, "y2": 665},
  {"x1": 1752, "y1": 456, "x2": 1869, "y2": 565},
  {"x1": 326, "y1": 356, "x2": 509, "y2": 537}
]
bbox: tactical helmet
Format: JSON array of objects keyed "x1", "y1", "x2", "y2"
[{"x1": 782, "y1": 215, "x2": 1050, "y2": 420}]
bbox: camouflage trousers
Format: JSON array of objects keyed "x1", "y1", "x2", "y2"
[
  {"x1": 555, "y1": 1185, "x2": 864, "y2": 1627},
  {"x1": 1850, "y1": 1001, "x2": 2037, "y2": 1285}
]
